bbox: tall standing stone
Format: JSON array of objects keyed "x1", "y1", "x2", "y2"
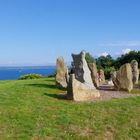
[
  {"x1": 99, "y1": 69, "x2": 105, "y2": 85},
  {"x1": 112, "y1": 63, "x2": 133, "y2": 92},
  {"x1": 131, "y1": 60, "x2": 139, "y2": 84},
  {"x1": 56, "y1": 57, "x2": 69, "y2": 88},
  {"x1": 88, "y1": 63, "x2": 99, "y2": 87},
  {"x1": 72, "y1": 51, "x2": 95, "y2": 88},
  {"x1": 111, "y1": 71, "x2": 120, "y2": 90}
]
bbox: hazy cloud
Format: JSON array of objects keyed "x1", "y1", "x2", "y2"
[
  {"x1": 122, "y1": 48, "x2": 131, "y2": 54},
  {"x1": 98, "y1": 41, "x2": 140, "y2": 47},
  {"x1": 99, "y1": 52, "x2": 109, "y2": 57}
]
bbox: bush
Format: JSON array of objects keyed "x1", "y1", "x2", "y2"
[
  {"x1": 19, "y1": 74, "x2": 43, "y2": 80},
  {"x1": 47, "y1": 74, "x2": 56, "y2": 78}
]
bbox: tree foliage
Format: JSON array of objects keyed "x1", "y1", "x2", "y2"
[
  {"x1": 83, "y1": 51, "x2": 140, "y2": 79},
  {"x1": 85, "y1": 52, "x2": 95, "y2": 63},
  {"x1": 96, "y1": 55, "x2": 115, "y2": 79},
  {"x1": 96, "y1": 55, "x2": 114, "y2": 69},
  {"x1": 114, "y1": 51, "x2": 140, "y2": 69}
]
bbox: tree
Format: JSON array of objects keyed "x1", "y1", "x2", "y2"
[
  {"x1": 96, "y1": 55, "x2": 115, "y2": 69},
  {"x1": 85, "y1": 52, "x2": 95, "y2": 63},
  {"x1": 114, "y1": 51, "x2": 140, "y2": 69},
  {"x1": 96, "y1": 55, "x2": 115, "y2": 79}
]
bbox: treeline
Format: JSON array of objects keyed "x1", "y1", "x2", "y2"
[{"x1": 86, "y1": 51, "x2": 140, "y2": 79}]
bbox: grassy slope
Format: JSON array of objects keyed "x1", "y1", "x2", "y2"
[{"x1": 0, "y1": 78, "x2": 140, "y2": 140}]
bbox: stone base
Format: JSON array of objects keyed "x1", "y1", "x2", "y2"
[{"x1": 67, "y1": 74, "x2": 100, "y2": 101}]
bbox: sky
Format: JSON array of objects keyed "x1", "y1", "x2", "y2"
[{"x1": 0, "y1": 0, "x2": 140, "y2": 66}]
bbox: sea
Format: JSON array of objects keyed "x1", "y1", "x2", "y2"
[{"x1": 0, "y1": 66, "x2": 56, "y2": 80}]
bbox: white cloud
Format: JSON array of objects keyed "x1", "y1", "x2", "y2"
[
  {"x1": 98, "y1": 41, "x2": 140, "y2": 47},
  {"x1": 122, "y1": 48, "x2": 131, "y2": 55},
  {"x1": 100, "y1": 52, "x2": 109, "y2": 57}
]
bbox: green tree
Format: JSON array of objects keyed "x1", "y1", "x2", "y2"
[
  {"x1": 114, "y1": 51, "x2": 140, "y2": 69},
  {"x1": 85, "y1": 52, "x2": 95, "y2": 63},
  {"x1": 96, "y1": 55, "x2": 115, "y2": 79},
  {"x1": 96, "y1": 55, "x2": 115, "y2": 69}
]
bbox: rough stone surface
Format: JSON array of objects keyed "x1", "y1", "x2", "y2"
[
  {"x1": 72, "y1": 51, "x2": 95, "y2": 88},
  {"x1": 107, "y1": 80, "x2": 114, "y2": 86},
  {"x1": 99, "y1": 69, "x2": 105, "y2": 85},
  {"x1": 88, "y1": 63, "x2": 99, "y2": 87},
  {"x1": 111, "y1": 71, "x2": 120, "y2": 90},
  {"x1": 131, "y1": 60, "x2": 139, "y2": 84},
  {"x1": 56, "y1": 57, "x2": 69, "y2": 88},
  {"x1": 67, "y1": 74, "x2": 100, "y2": 101},
  {"x1": 112, "y1": 63, "x2": 133, "y2": 92}
]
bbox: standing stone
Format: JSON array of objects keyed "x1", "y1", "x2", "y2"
[
  {"x1": 131, "y1": 60, "x2": 139, "y2": 84},
  {"x1": 72, "y1": 51, "x2": 95, "y2": 88},
  {"x1": 67, "y1": 74, "x2": 100, "y2": 101},
  {"x1": 88, "y1": 63, "x2": 99, "y2": 87},
  {"x1": 111, "y1": 71, "x2": 121, "y2": 90},
  {"x1": 107, "y1": 80, "x2": 114, "y2": 86},
  {"x1": 112, "y1": 63, "x2": 133, "y2": 92},
  {"x1": 99, "y1": 69, "x2": 105, "y2": 85},
  {"x1": 56, "y1": 57, "x2": 69, "y2": 88}
]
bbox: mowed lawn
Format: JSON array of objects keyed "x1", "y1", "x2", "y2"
[{"x1": 0, "y1": 78, "x2": 140, "y2": 140}]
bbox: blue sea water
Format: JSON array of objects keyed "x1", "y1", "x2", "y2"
[{"x1": 0, "y1": 66, "x2": 56, "y2": 80}]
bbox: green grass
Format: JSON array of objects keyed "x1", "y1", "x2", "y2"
[
  {"x1": 0, "y1": 78, "x2": 140, "y2": 140},
  {"x1": 130, "y1": 89, "x2": 140, "y2": 94}
]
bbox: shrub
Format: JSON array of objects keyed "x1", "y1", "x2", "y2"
[
  {"x1": 47, "y1": 74, "x2": 56, "y2": 78},
  {"x1": 19, "y1": 74, "x2": 43, "y2": 80}
]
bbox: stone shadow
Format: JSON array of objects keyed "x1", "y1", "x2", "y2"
[
  {"x1": 98, "y1": 85, "x2": 116, "y2": 91},
  {"x1": 43, "y1": 93, "x2": 67, "y2": 100},
  {"x1": 27, "y1": 83, "x2": 66, "y2": 91},
  {"x1": 134, "y1": 84, "x2": 140, "y2": 90}
]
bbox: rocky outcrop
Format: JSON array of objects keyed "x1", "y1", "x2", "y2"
[
  {"x1": 72, "y1": 51, "x2": 95, "y2": 88},
  {"x1": 112, "y1": 63, "x2": 133, "y2": 92},
  {"x1": 88, "y1": 63, "x2": 99, "y2": 87},
  {"x1": 131, "y1": 60, "x2": 139, "y2": 84},
  {"x1": 67, "y1": 74, "x2": 100, "y2": 101},
  {"x1": 56, "y1": 57, "x2": 69, "y2": 88}
]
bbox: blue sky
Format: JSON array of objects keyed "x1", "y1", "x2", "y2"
[{"x1": 0, "y1": 0, "x2": 140, "y2": 66}]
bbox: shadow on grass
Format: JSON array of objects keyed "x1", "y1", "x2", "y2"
[
  {"x1": 27, "y1": 83, "x2": 66, "y2": 91},
  {"x1": 43, "y1": 93, "x2": 67, "y2": 100}
]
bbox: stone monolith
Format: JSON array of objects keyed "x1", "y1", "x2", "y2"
[{"x1": 56, "y1": 57, "x2": 69, "y2": 88}]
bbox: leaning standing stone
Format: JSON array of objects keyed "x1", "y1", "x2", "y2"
[
  {"x1": 111, "y1": 71, "x2": 120, "y2": 90},
  {"x1": 131, "y1": 60, "x2": 139, "y2": 84},
  {"x1": 98, "y1": 69, "x2": 105, "y2": 85},
  {"x1": 88, "y1": 63, "x2": 99, "y2": 87},
  {"x1": 56, "y1": 57, "x2": 69, "y2": 88}
]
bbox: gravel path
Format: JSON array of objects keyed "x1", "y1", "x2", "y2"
[
  {"x1": 96, "y1": 85, "x2": 140, "y2": 101},
  {"x1": 59, "y1": 85, "x2": 140, "y2": 101}
]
